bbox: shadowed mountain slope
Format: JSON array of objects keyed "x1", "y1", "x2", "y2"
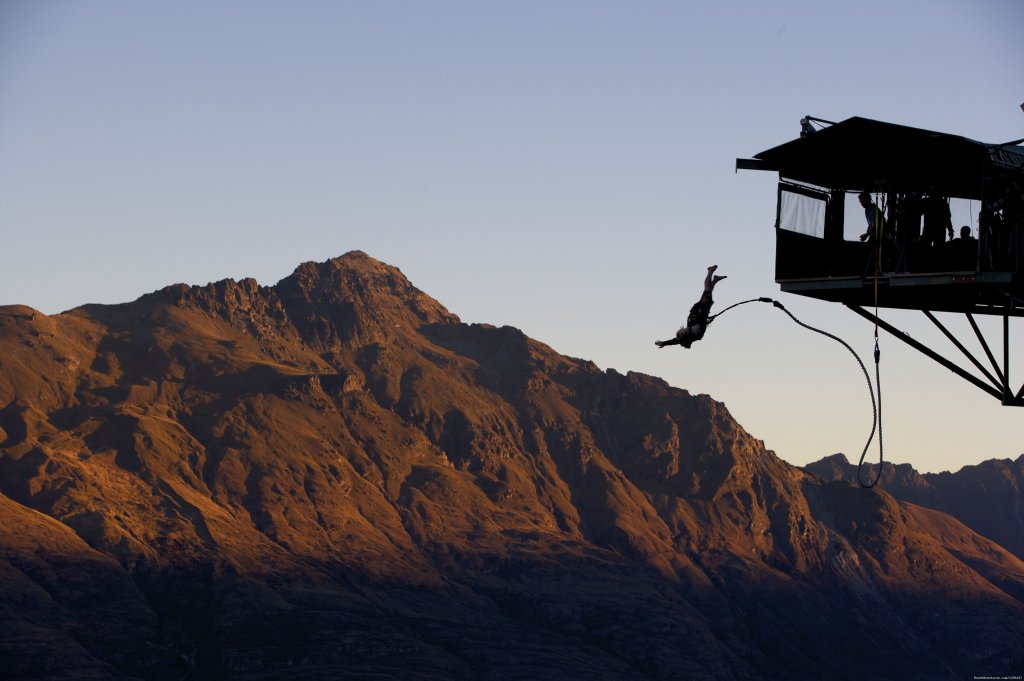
[{"x1": 1, "y1": 251, "x2": 1022, "y2": 680}]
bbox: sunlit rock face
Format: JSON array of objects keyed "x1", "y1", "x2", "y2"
[{"x1": 2, "y1": 251, "x2": 1022, "y2": 680}]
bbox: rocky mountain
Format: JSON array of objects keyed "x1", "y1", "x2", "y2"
[
  {"x1": 805, "y1": 453, "x2": 1024, "y2": 560},
  {"x1": 1, "y1": 251, "x2": 1023, "y2": 680}
]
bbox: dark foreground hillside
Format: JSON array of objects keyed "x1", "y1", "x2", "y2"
[{"x1": 1, "y1": 252, "x2": 1022, "y2": 680}]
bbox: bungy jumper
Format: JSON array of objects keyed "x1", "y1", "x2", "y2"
[{"x1": 655, "y1": 266, "x2": 727, "y2": 349}]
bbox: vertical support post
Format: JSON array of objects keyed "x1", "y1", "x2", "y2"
[
  {"x1": 774, "y1": 183, "x2": 783, "y2": 282},
  {"x1": 825, "y1": 189, "x2": 845, "y2": 278},
  {"x1": 825, "y1": 190, "x2": 845, "y2": 242},
  {"x1": 1004, "y1": 313, "x2": 1011, "y2": 404},
  {"x1": 1005, "y1": 289, "x2": 1015, "y2": 404}
]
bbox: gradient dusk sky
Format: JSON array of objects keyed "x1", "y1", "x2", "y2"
[{"x1": 1, "y1": 1, "x2": 1022, "y2": 473}]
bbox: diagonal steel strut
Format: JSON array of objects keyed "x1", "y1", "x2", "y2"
[
  {"x1": 922, "y1": 310, "x2": 1002, "y2": 392},
  {"x1": 847, "y1": 305, "x2": 1006, "y2": 403}
]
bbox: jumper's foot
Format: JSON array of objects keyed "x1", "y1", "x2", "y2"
[{"x1": 655, "y1": 340, "x2": 665, "y2": 348}]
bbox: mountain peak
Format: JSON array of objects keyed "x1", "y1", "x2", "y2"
[
  {"x1": 80, "y1": 252, "x2": 462, "y2": 356},
  {"x1": 287, "y1": 250, "x2": 393, "y2": 283},
  {"x1": 273, "y1": 252, "x2": 459, "y2": 344}
]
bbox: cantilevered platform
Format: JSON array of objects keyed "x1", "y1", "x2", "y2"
[{"x1": 739, "y1": 115, "x2": 1024, "y2": 404}]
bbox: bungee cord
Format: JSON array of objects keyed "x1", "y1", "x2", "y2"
[{"x1": 708, "y1": 297, "x2": 885, "y2": 488}]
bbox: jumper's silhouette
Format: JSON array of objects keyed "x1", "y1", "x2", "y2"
[{"x1": 656, "y1": 266, "x2": 727, "y2": 349}]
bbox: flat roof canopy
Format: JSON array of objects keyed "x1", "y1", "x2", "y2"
[{"x1": 739, "y1": 117, "x2": 1024, "y2": 200}]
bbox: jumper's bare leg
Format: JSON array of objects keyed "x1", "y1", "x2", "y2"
[{"x1": 704, "y1": 265, "x2": 726, "y2": 292}]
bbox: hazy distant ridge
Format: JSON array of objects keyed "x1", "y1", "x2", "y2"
[{"x1": 805, "y1": 452, "x2": 1024, "y2": 560}]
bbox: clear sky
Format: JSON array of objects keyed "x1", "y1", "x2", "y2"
[{"x1": 1, "y1": 1, "x2": 1022, "y2": 473}]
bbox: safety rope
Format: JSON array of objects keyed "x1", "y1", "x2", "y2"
[
  {"x1": 869, "y1": 335, "x2": 883, "y2": 488},
  {"x1": 708, "y1": 297, "x2": 884, "y2": 488},
  {"x1": 867, "y1": 192, "x2": 885, "y2": 488}
]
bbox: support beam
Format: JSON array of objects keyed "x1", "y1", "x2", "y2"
[
  {"x1": 847, "y1": 305, "x2": 1005, "y2": 402},
  {"x1": 1004, "y1": 313, "x2": 1011, "y2": 403},
  {"x1": 922, "y1": 311, "x2": 1002, "y2": 391},
  {"x1": 966, "y1": 313, "x2": 1005, "y2": 385}
]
